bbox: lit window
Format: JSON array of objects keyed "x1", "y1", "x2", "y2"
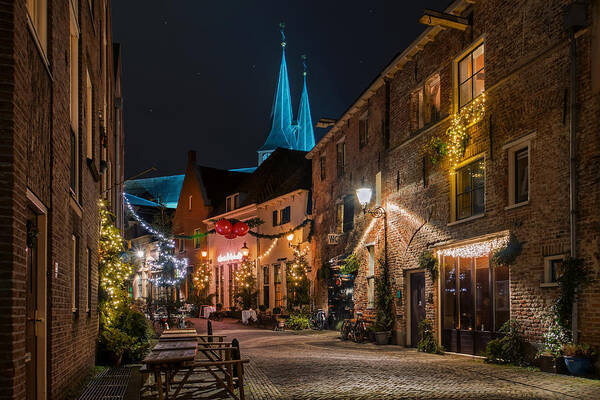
[
  {"x1": 336, "y1": 141, "x2": 345, "y2": 177},
  {"x1": 359, "y1": 115, "x2": 368, "y2": 148},
  {"x1": 458, "y1": 43, "x2": 485, "y2": 108},
  {"x1": 26, "y1": 0, "x2": 47, "y2": 52},
  {"x1": 410, "y1": 89, "x2": 424, "y2": 131},
  {"x1": 193, "y1": 228, "x2": 202, "y2": 249},
  {"x1": 455, "y1": 158, "x2": 485, "y2": 220},
  {"x1": 425, "y1": 74, "x2": 441, "y2": 124}
]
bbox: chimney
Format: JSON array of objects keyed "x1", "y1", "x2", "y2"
[{"x1": 188, "y1": 150, "x2": 196, "y2": 165}]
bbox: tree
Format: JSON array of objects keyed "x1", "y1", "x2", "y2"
[
  {"x1": 374, "y1": 258, "x2": 394, "y2": 332},
  {"x1": 234, "y1": 259, "x2": 257, "y2": 309},
  {"x1": 286, "y1": 247, "x2": 310, "y2": 308}
]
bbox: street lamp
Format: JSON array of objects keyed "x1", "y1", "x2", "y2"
[
  {"x1": 241, "y1": 242, "x2": 250, "y2": 258},
  {"x1": 286, "y1": 233, "x2": 295, "y2": 242},
  {"x1": 201, "y1": 250, "x2": 208, "y2": 258},
  {"x1": 355, "y1": 187, "x2": 385, "y2": 218}
]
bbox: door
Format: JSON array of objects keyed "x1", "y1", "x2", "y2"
[
  {"x1": 25, "y1": 211, "x2": 38, "y2": 400},
  {"x1": 410, "y1": 272, "x2": 426, "y2": 347}
]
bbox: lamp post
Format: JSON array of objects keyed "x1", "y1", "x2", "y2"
[{"x1": 355, "y1": 187, "x2": 388, "y2": 265}]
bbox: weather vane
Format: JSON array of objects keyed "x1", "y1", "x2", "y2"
[
  {"x1": 279, "y1": 22, "x2": 286, "y2": 48},
  {"x1": 301, "y1": 54, "x2": 307, "y2": 76}
]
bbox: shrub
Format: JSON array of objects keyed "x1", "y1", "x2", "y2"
[
  {"x1": 417, "y1": 319, "x2": 443, "y2": 354},
  {"x1": 339, "y1": 254, "x2": 359, "y2": 275},
  {"x1": 258, "y1": 304, "x2": 267, "y2": 312},
  {"x1": 541, "y1": 314, "x2": 570, "y2": 359},
  {"x1": 562, "y1": 343, "x2": 596, "y2": 358},
  {"x1": 99, "y1": 304, "x2": 153, "y2": 364},
  {"x1": 374, "y1": 259, "x2": 394, "y2": 332},
  {"x1": 285, "y1": 309, "x2": 310, "y2": 330},
  {"x1": 484, "y1": 319, "x2": 526, "y2": 365},
  {"x1": 272, "y1": 307, "x2": 282, "y2": 315}
]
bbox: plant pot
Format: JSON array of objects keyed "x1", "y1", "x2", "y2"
[
  {"x1": 368, "y1": 330, "x2": 375, "y2": 343},
  {"x1": 537, "y1": 355, "x2": 568, "y2": 374},
  {"x1": 374, "y1": 331, "x2": 390, "y2": 345},
  {"x1": 564, "y1": 356, "x2": 593, "y2": 376}
]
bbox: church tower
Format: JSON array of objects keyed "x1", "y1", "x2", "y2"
[
  {"x1": 295, "y1": 56, "x2": 316, "y2": 152},
  {"x1": 258, "y1": 25, "x2": 295, "y2": 165}
]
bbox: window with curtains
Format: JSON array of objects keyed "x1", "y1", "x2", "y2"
[{"x1": 455, "y1": 158, "x2": 485, "y2": 220}]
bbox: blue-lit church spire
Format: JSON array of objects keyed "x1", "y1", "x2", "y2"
[
  {"x1": 258, "y1": 23, "x2": 295, "y2": 165},
  {"x1": 296, "y1": 55, "x2": 315, "y2": 152}
]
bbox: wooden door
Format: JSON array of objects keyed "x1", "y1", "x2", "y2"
[
  {"x1": 25, "y1": 211, "x2": 38, "y2": 400},
  {"x1": 410, "y1": 272, "x2": 426, "y2": 347}
]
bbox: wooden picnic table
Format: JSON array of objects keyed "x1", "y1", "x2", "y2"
[
  {"x1": 159, "y1": 333, "x2": 198, "y2": 341},
  {"x1": 153, "y1": 340, "x2": 198, "y2": 351},
  {"x1": 162, "y1": 329, "x2": 197, "y2": 335}
]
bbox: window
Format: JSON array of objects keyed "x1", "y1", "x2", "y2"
[
  {"x1": 274, "y1": 265, "x2": 282, "y2": 307},
  {"x1": 280, "y1": 206, "x2": 291, "y2": 225},
  {"x1": 272, "y1": 210, "x2": 278, "y2": 226},
  {"x1": 514, "y1": 148, "x2": 529, "y2": 204},
  {"x1": 455, "y1": 158, "x2": 485, "y2": 220},
  {"x1": 375, "y1": 172, "x2": 382, "y2": 206},
  {"x1": 193, "y1": 228, "x2": 202, "y2": 249},
  {"x1": 26, "y1": 0, "x2": 47, "y2": 52},
  {"x1": 69, "y1": 9, "x2": 79, "y2": 200},
  {"x1": 343, "y1": 195, "x2": 355, "y2": 232},
  {"x1": 425, "y1": 74, "x2": 441, "y2": 124},
  {"x1": 410, "y1": 89, "x2": 424, "y2": 131},
  {"x1": 263, "y1": 266, "x2": 270, "y2": 308},
  {"x1": 70, "y1": 129, "x2": 79, "y2": 199},
  {"x1": 336, "y1": 141, "x2": 345, "y2": 177},
  {"x1": 367, "y1": 245, "x2": 375, "y2": 308},
  {"x1": 86, "y1": 247, "x2": 91, "y2": 312},
  {"x1": 319, "y1": 155, "x2": 326, "y2": 181},
  {"x1": 71, "y1": 235, "x2": 79, "y2": 312},
  {"x1": 188, "y1": 195, "x2": 192, "y2": 210},
  {"x1": 336, "y1": 203, "x2": 344, "y2": 233},
  {"x1": 178, "y1": 235, "x2": 184, "y2": 253},
  {"x1": 359, "y1": 116, "x2": 368, "y2": 148},
  {"x1": 543, "y1": 255, "x2": 564, "y2": 286},
  {"x1": 226, "y1": 193, "x2": 239, "y2": 212},
  {"x1": 458, "y1": 43, "x2": 485, "y2": 108},
  {"x1": 85, "y1": 70, "x2": 94, "y2": 160}
]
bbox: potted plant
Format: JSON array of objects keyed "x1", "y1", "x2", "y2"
[
  {"x1": 272, "y1": 307, "x2": 281, "y2": 315},
  {"x1": 373, "y1": 259, "x2": 394, "y2": 345},
  {"x1": 258, "y1": 304, "x2": 267, "y2": 313},
  {"x1": 562, "y1": 343, "x2": 595, "y2": 376},
  {"x1": 538, "y1": 315, "x2": 570, "y2": 374}
]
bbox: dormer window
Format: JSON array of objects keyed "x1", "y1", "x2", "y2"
[{"x1": 226, "y1": 193, "x2": 240, "y2": 212}]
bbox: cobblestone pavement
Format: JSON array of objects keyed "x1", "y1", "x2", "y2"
[{"x1": 188, "y1": 318, "x2": 600, "y2": 399}]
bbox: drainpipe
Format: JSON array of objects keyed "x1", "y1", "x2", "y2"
[{"x1": 564, "y1": 1, "x2": 587, "y2": 343}]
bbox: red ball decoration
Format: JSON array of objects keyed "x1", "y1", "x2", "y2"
[
  {"x1": 225, "y1": 232, "x2": 237, "y2": 240},
  {"x1": 215, "y1": 219, "x2": 232, "y2": 236},
  {"x1": 232, "y1": 221, "x2": 249, "y2": 237}
]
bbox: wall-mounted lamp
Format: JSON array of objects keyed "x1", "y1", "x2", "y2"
[
  {"x1": 286, "y1": 233, "x2": 295, "y2": 242},
  {"x1": 201, "y1": 250, "x2": 208, "y2": 258},
  {"x1": 355, "y1": 187, "x2": 385, "y2": 218},
  {"x1": 136, "y1": 250, "x2": 144, "y2": 258},
  {"x1": 241, "y1": 242, "x2": 250, "y2": 258}
]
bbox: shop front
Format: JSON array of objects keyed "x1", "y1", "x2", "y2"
[{"x1": 437, "y1": 235, "x2": 510, "y2": 355}]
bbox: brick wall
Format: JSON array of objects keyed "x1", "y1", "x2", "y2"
[
  {"x1": 0, "y1": 1, "x2": 123, "y2": 399},
  {"x1": 310, "y1": 0, "x2": 600, "y2": 348}
]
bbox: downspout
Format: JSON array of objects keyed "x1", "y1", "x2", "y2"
[{"x1": 568, "y1": 27, "x2": 578, "y2": 344}]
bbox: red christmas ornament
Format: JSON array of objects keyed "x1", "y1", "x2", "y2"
[
  {"x1": 225, "y1": 232, "x2": 237, "y2": 239},
  {"x1": 232, "y1": 221, "x2": 249, "y2": 237},
  {"x1": 215, "y1": 219, "x2": 232, "y2": 235}
]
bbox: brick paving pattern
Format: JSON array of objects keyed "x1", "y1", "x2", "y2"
[{"x1": 188, "y1": 319, "x2": 600, "y2": 400}]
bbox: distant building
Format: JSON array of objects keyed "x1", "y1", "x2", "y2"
[{"x1": 0, "y1": 1, "x2": 124, "y2": 398}]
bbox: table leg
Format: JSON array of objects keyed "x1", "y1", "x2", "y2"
[{"x1": 155, "y1": 368, "x2": 164, "y2": 400}]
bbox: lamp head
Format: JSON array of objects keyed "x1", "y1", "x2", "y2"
[
  {"x1": 136, "y1": 250, "x2": 144, "y2": 258},
  {"x1": 241, "y1": 242, "x2": 250, "y2": 257},
  {"x1": 201, "y1": 250, "x2": 208, "y2": 258},
  {"x1": 286, "y1": 233, "x2": 295, "y2": 242},
  {"x1": 355, "y1": 187, "x2": 373, "y2": 209}
]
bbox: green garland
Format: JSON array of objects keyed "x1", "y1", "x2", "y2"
[
  {"x1": 173, "y1": 218, "x2": 313, "y2": 241},
  {"x1": 247, "y1": 219, "x2": 313, "y2": 240},
  {"x1": 174, "y1": 218, "x2": 264, "y2": 240}
]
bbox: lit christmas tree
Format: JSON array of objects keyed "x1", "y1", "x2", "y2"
[
  {"x1": 193, "y1": 262, "x2": 211, "y2": 295},
  {"x1": 286, "y1": 247, "x2": 310, "y2": 307},
  {"x1": 234, "y1": 259, "x2": 257, "y2": 309}
]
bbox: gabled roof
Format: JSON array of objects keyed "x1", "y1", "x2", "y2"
[
  {"x1": 124, "y1": 174, "x2": 185, "y2": 209},
  {"x1": 212, "y1": 147, "x2": 311, "y2": 215},
  {"x1": 123, "y1": 193, "x2": 161, "y2": 208},
  {"x1": 259, "y1": 48, "x2": 295, "y2": 152},
  {"x1": 195, "y1": 166, "x2": 248, "y2": 208}
]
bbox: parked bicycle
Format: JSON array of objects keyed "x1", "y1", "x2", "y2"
[
  {"x1": 340, "y1": 312, "x2": 367, "y2": 343},
  {"x1": 309, "y1": 309, "x2": 327, "y2": 330}
]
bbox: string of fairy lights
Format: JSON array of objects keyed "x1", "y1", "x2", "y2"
[
  {"x1": 257, "y1": 238, "x2": 279, "y2": 260},
  {"x1": 447, "y1": 93, "x2": 486, "y2": 170},
  {"x1": 437, "y1": 236, "x2": 508, "y2": 259}
]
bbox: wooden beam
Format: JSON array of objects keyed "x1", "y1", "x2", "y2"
[{"x1": 419, "y1": 9, "x2": 470, "y2": 31}]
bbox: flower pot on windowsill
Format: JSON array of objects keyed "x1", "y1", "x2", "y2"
[
  {"x1": 374, "y1": 331, "x2": 390, "y2": 345},
  {"x1": 564, "y1": 356, "x2": 593, "y2": 376}
]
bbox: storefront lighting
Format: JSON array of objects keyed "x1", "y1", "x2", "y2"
[{"x1": 437, "y1": 236, "x2": 508, "y2": 259}]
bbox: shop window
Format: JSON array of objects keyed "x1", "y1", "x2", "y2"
[
  {"x1": 367, "y1": 245, "x2": 375, "y2": 308},
  {"x1": 336, "y1": 141, "x2": 345, "y2": 177},
  {"x1": 454, "y1": 158, "x2": 485, "y2": 220},
  {"x1": 458, "y1": 43, "x2": 485, "y2": 109},
  {"x1": 359, "y1": 115, "x2": 369, "y2": 149}
]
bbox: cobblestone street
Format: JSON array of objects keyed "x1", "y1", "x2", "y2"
[{"x1": 189, "y1": 319, "x2": 600, "y2": 400}]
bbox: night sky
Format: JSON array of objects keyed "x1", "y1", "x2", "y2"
[{"x1": 112, "y1": 1, "x2": 451, "y2": 177}]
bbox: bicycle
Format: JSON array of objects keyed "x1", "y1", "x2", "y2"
[
  {"x1": 309, "y1": 309, "x2": 327, "y2": 330},
  {"x1": 340, "y1": 312, "x2": 367, "y2": 343}
]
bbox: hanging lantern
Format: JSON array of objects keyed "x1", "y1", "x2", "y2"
[
  {"x1": 232, "y1": 221, "x2": 249, "y2": 237},
  {"x1": 215, "y1": 219, "x2": 233, "y2": 235},
  {"x1": 225, "y1": 232, "x2": 237, "y2": 240}
]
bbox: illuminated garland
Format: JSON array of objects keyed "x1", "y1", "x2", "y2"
[
  {"x1": 248, "y1": 218, "x2": 312, "y2": 239},
  {"x1": 257, "y1": 238, "x2": 278, "y2": 260},
  {"x1": 437, "y1": 235, "x2": 508, "y2": 259},
  {"x1": 234, "y1": 259, "x2": 255, "y2": 289},
  {"x1": 287, "y1": 247, "x2": 309, "y2": 286},
  {"x1": 446, "y1": 93, "x2": 486, "y2": 169},
  {"x1": 124, "y1": 195, "x2": 174, "y2": 248},
  {"x1": 98, "y1": 199, "x2": 135, "y2": 324}
]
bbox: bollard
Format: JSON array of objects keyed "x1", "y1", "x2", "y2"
[{"x1": 207, "y1": 319, "x2": 213, "y2": 342}]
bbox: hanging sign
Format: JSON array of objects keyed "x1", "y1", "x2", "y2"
[{"x1": 217, "y1": 251, "x2": 243, "y2": 263}]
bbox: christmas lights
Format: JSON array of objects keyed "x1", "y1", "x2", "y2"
[
  {"x1": 446, "y1": 93, "x2": 486, "y2": 170},
  {"x1": 437, "y1": 236, "x2": 508, "y2": 259},
  {"x1": 124, "y1": 195, "x2": 175, "y2": 248},
  {"x1": 257, "y1": 238, "x2": 279, "y2": 260},
  {"x1": 192, "y1": 262, "x2": 211, "y2": 293}
]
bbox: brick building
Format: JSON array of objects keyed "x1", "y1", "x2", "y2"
[
  {"x1": 308, "y1": 0, "x2": 600, "y2": 354},
  {"x1": 0, "y1": 1, "x2": 123, "y2": 398}
]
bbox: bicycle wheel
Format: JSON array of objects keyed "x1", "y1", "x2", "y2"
[
  {"x1": 340, "y1": 320, "x2": 349, "y2": 340},
  {"x1": 354, "y1": 321, "x2": 366, "y2": 343}
]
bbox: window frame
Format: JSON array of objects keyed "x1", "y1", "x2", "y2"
[
  {"x1": 226, "y1": 193, "x2": 240, "y2": 212},
  {"x1": 336, "y1": 140, "x2": 345, "y2": 178},
  {"x1": 503, "y1": 133, "x2": 534, "y2": 210},
  {"x1": 456, "y1": 41, "x2": 485, "y2": 110},
  {"x1": 279, "y1": 206, "x2": 291, "y2": 225},
  {"x1": 452, "y1": 156, "x2": 485, "y2": 222},
  {"x1": 71, "y1": 234, "x2": 79, "y2": 313},
  {"x1": 26, "y1": 0, "x2": 48, "y2": 55},
  {"x1": 424, "y1": 73, "x2": 441, "y2": 125},
  {"x1": 359, "y1": 113, "x2": 369, "y2": 149},
  {"x1": 85, "y1": 69, "x2": 94, "y2": 160},
  {"x1": 410, "y1": 88, "x2": 424, "y2": 132},
  {"x1": 319, "y1": 154, "x2": 326, "y2": 181},
  {"x1": 542, "y1": 255, "x2": 564, "y2": 287},
  {"x1": 193, "y1": 228, "x2": 202, "y2": 249}
]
